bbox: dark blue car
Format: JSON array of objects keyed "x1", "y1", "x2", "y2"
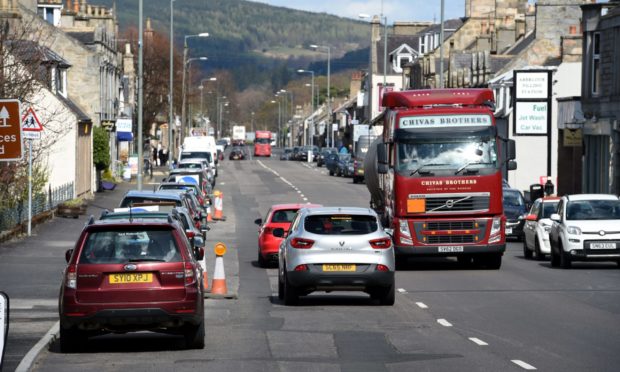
[{"x1": 503, "y1": 187, "x2": 528, "y2": 241}]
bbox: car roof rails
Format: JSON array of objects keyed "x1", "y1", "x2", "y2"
[{"x1": 99, "y1": 209, "x2": 111, "y2": 219}]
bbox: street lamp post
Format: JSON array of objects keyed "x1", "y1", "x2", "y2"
[
  {"x1": 270, "y1": 99, "x2": 281, "y2": 147},
  {"x1": 199, "y1": 77, "x2": 217, "y2": 133},
  {"x1": 278, "y1": 90, "x2": 294, "y2": 146},
  {"x1": 309, "y1": 44, "x2": 331, "y2": 147},
  {"x1": 181, "y1": 55, "x2": 207, "y2": 143},
  {"x1": 217, "y1": 97, "x2": 228, "y2": 139},
  {"x1": 168, "y1": 0, "x2": 175, "y2": 163},
  {"x1": 181, "y1": 32, "x2": 208, "y2": 141},
  {"x1": 297, "y1": 69, "x2": 315, "y2": 146}
]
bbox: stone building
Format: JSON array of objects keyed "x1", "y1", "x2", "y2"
[{"x1": 578, "y1": 0, "x2": 620, "y2": 194}]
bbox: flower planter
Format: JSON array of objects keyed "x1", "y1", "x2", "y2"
[
  {"x1": 56, "y1": 205, "x2": 81, "y2": 218},
  {"x1": 101, "y1": 181, "x2": 117, "y2": 190}
]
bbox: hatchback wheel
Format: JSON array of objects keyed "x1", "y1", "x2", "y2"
[
  {"x1": 329, "y1": 170, "x2": 334, "y2": 176},
  {"x1": 534, "y1": 239, "x2": 545, "y2": 261},
  {"x1": 523, "y1": 240, "x2": 532, "y2": 259},
  {"x1": 257, "y1": 250, "x2": 266, "y2": 268},
  {"x1": 560, "y1": 249, "x2": 572, "y2": 269},
  {"x1": 283, "y1": 271, "x2": 298, "y2": 305},
  {"x1": 184, "y1": 321, "x2": 205, "y2": 349},
  {"x1": 60, "y1": 324, "x2": 86, "y2": 353},
  {"x1": 278, "y1": 274, "x2": 284, "y2": 300}
]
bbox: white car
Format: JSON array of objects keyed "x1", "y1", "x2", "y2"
[
  {"x1": 275, "y1": 207, "x2": 395, "y2": 306},
  {"x1": 522, "y1": 196, "x2": 560, "y2": 260},
  {"x1": 549, "y1": 194, "x2": 620, "y2": 268}
]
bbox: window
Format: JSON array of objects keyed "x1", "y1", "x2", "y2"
[
  {"x1": 37, "y1": 6, "x2": 59, "y2": 26},
  {"x1": 591, "y1": 32, "x2": 601, "y2": 95}
]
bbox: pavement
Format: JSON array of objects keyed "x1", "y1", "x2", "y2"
[{"x1": 0, "y1": 163, "x2": 239, "y2": 371}]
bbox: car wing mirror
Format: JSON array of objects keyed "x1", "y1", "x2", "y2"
[
  {"x1": 254, "y1": 218, "x2": 262, "y2": 225},
  {"x1": 272, "y1": 228, "x2": 285, "y2": 238},
  {"x1": 550, "y1": 213, "x2": 561, "y2": 222},
  {"x1": 65, "y1": 249, "x2": 73, "y2": 263},
  {"x1": 193, "y1": 235, "x2": 205, "y2": 248},
  {"x1": 194, "y1": 246, "x2": 205, "y2": 261}
]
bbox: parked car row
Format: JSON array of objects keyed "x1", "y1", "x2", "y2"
[
  {"x1": 280, "y1": 146, "x2": 319, "y2": 162},
  {"x1": 58, "y1": 140, "x2": 225, "y2": 352}
]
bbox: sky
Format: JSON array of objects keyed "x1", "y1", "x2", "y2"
[{"x1": 249, "y1": 0, "x2": 466, "y2": 23}]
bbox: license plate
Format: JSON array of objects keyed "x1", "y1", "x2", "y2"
[
  {"x1": 589, "y1": 242, "x2": 617, "y2": 250},
  {"x1": 109, "y1": 273, "x2": 153, "y2": 284},
  {"x1": 358, "y1": 170, "x2": 364, "y2": 174},
  {"x1": 322, "y1": 264, "x2": 356, "y2": 272},
  {"x1": 438, "y1": 246, "x2": 464, "y2": 253},
  {"x1": 505, "y1": 228, "x2": 513, "y2": 234}
]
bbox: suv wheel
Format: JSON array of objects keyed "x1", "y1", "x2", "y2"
[
  {"x1": 371, "y1": 283, "x2": 395, "y2": 306},
  {"x1": 329, "y1": 170, "x2": 334, "y2": 176},
  {"x1": 523, "y1": 239, "x2": 533, "y2": 259},
  {"x1": 278, "y1": 274, "x2": 284, "y2": 300},
  {"x1": 184, "y1": 321, "x2": 205, "y2": 349},
  {"x1": 60, "y1": 324, "x2": 86, "y2": 353},
  {"x1": 283, "y1": 271, "x2": 298, "y2": 305}
]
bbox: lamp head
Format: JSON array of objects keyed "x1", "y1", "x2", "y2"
[{"x1": 198, "y1": 33, "x2": 210, "y2": 37}]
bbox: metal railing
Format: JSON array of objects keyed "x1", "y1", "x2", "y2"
[{"x1": 0, "y1": 182, "x2": 74, "y2": 232}]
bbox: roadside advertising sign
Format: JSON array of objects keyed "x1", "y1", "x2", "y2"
[{"x1": 0, "y1": 99, "x2": 23, "y2": 161}]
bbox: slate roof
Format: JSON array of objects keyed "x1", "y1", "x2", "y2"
[
  {"x1": 376, "y1": 18, "x2": 465, "y2": 75},
  {"x1": 57, "y1": 95, "x2": 92, "y2": 123},
  {"x1": 8, "y1": 40, "x2": 71, "y2": 67},
  {"x1": 67, "y1": 31, "x2": 96, "y2": 45}
]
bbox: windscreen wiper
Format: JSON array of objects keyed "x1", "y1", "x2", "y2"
[
  {"x1": 128, "y1": 258, "x2": 166, "y2": 262},
  {"x1": 410, "y1": 163, "x2": 445, "y2": 176},
  {"x1": 455, "y1": 161, "x2": 493, "y2": 175}
]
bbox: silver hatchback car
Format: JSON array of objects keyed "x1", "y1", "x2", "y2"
[{"x1": 275, "y1": 207, "x2": 395, "y2": 306}]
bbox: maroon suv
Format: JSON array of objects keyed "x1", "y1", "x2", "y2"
[{"x1": 59, "y1": 218, "x2": 205, "y2": 352}]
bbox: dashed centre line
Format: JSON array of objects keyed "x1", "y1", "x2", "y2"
[
  {"x1": 511, "y1": 360, "x2": 537, "y2": 370},
  {"x1": 468, "y1": 337, "x2": 488, "y2": 346},
  {"x1": 397, "y1": 288, "x2": 407, "y2": 293},
  {"x1": 415, "y1": 302, "x2": 428, "y2": 309},
  {"x1": 437, "y1": 319, "x2": 453, "y2": 327}
]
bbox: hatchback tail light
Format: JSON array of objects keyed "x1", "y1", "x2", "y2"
[
  {"x1": 186, "y1": 230, "x2": 196, "y2": 239},
  {"x1": 184, "y1": 262, "x2": 197, "y2": 286},
  {"x1": 294, "y1": 264, "x2": 308, "y2": 271},
  {"x1": 375, "y1": 264, "x2": 389, "y2": 272},
  {"x1": 370, "y1": 238, "x2": 392, "y2": 249},
  {"x1": 290, "y1": 238, "x2": 314, "y2": 249},
  {"x1": 65, "y1": 265, "x2": 77, "y2": 289}
]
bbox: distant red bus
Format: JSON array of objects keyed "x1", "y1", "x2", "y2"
[{"x1": 254, "y1": 131, "x2": 272, "y2": 157}]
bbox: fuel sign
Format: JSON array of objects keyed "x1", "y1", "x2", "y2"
[{"x1": 0, "y1": 99, "x2": 23, "y2": 161}]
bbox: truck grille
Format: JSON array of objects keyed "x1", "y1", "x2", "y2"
[
  {"x1": 427, "y1": 221, "x2": 476, "y2": 230},
  {"x1": 425, "y1": 195, "x2": 489, "y2": 213},
  {"x1": 428, "y1": 235, "x2": 475, "y2": 244}
]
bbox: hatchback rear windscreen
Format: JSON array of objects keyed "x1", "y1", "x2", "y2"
[
  {"x1": 79, "y1": 228, "x2": 181, "y2": 264},
  {"x1": 304, "y1": 215, "x2": 378, "y2": 235}
]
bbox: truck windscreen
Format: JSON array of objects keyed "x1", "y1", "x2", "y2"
[{"x1": 395, "y1": 135, "x2": 499, "y2": 176}]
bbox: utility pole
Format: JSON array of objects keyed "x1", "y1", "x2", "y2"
[{"x1": 137, "y1": 0, "x2": 144, "y2": 190}]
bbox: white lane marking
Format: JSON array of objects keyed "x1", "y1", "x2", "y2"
[
  {"x1": 468, "y1": 337, "x2": 488, "y2": 346},
  {"x1": 437, "y1": 319, "x2": 453, "y2": 327},
  {"x1": 297, "y1": 190, "x2": 301, "y2": 193},
  {"x1": 303, "y1": 198, "x2": 308, "y2": 201},
  {"x1": 258, "y1": 160, "x2": 308, "y2": 203},
  {"x1": 15, "y1": 321, "x2": 59, "y2": 372},
  {"x1": 415, "y1": 302, "x2": 428, "y2": 309},
  {"x1": 220, "y1": 182, "x2": 226, "y2": 185},
  {"x1": 511, "y1": 360, "x2": 537, "y2": 370},
  {"x1": 397, "y1": 288, "x2": 407, "y2": 293}
]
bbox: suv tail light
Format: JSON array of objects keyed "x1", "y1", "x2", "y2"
[
  {"x1": 370, "y1": 238, "x2": 392, "y2": 249},
  {"x1": 186, "y1": 230, "x2": 196, "y2": 239},
  {"x1": 65, "y1": 265, "x2": 77, "y2": 289},
  {"x1": 290, "y1": 238, "x2": 314, "y2": 249},
  {"x1": 184, "y1": 262, "x2": 197, "y2": 286}
]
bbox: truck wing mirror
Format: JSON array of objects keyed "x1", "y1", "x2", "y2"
[
  {"x1": 507, "y1": 160, "x2": 517, "y2": 171},
  {"x1": 377, "y1": 143, "x2": 388, "y2": 174},
  {"x1": 507, "y1": 139, "x2": 516, "y2": 160}
]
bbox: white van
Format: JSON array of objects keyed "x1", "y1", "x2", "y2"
[{"x1": 181, "y1": 136, "x2": 218, "y2": 176}]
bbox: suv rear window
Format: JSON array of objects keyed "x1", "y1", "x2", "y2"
[
  {"x1": 180, "y1": 151, "x2": 212, "y2": 162},
  {"x1": 120, "y1": 197, "x2": 182, "y2": 208},
  {"x1": 304, "y1": 215, "x2": 378, "y2": 235},
  {"x1": 79, "y1": 228, "x2": 181, "y2": 264}
]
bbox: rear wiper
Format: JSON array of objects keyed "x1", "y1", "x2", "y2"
[
  {"x1": 410, "y1": 163, "x2": 445, "y2": 176},
  {"x1": 128, "y1": 258, "x2": 165, "y2": 262}
]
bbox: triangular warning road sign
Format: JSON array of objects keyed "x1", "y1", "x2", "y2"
[{"x1": 22, "y1": 107, "x2": 43, "y2": 132}]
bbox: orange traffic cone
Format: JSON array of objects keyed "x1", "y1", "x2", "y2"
[
  {"x1": 210, "y1": 242, "x2": 228, "y2": 296},
  {"x1": 206, "y1": 205, "x2": 213, "y2": 222},
  {"x1": 213, "y1": 191, "x2": 225, "y2": 220}
]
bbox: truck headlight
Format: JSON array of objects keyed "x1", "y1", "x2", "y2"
[{"x1": 399, "y1": 219, "x2": 411, "y2": 238}]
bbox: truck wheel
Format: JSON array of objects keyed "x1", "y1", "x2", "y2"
[
  {"x1": 523, "y1": 240, "x2": 532, "y2": 259},
  {"x1": 481, "y1": 253, "x2": 502, "y2": 270},
  {"x1": 457, "y1": 255, "x2": 472, "y2": 266}
]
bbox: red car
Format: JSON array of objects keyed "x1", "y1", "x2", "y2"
[
  {"x1": 254, "y1": 203, "x2": 322, "y2": 267},
  {"x1": 58, "y1": 217, "x2": 205, "y2": 352}
]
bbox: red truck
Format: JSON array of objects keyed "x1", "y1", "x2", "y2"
[
  {"x1": 364, "y1": 89, "x2": 516, "y2": 269},
  {"x1": 254, "y1": 130, "x2": 272, "y2": 157}
]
